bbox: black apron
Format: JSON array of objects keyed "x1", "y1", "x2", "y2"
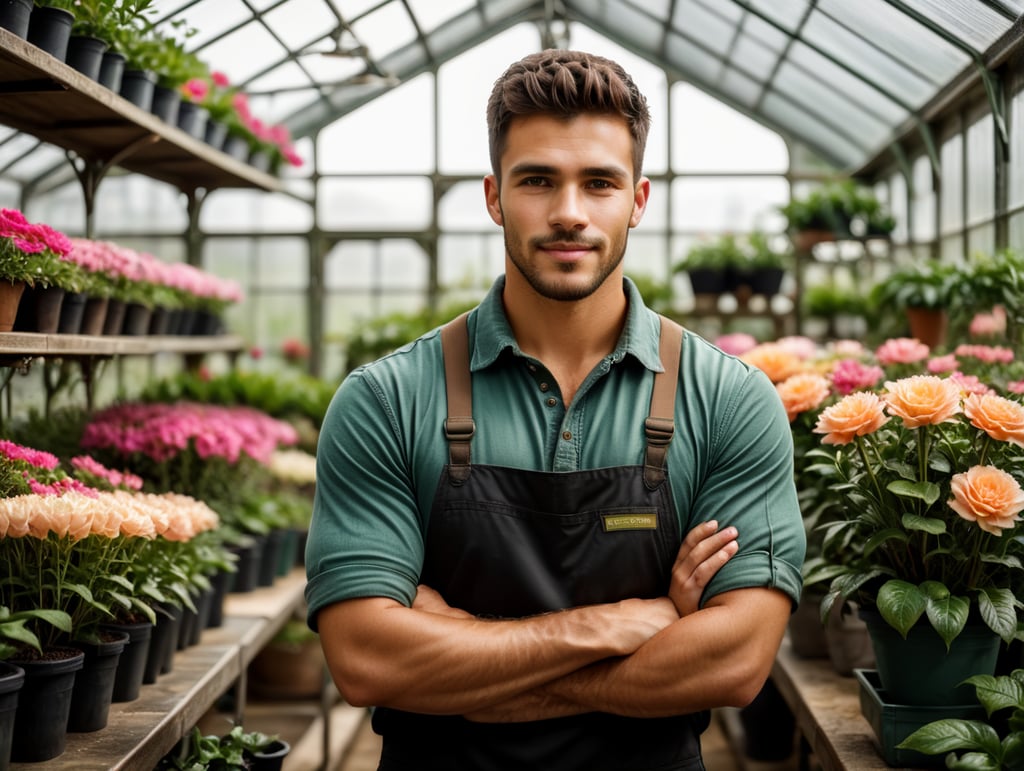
[{"x1": 374, "y1": 314, "x2": 708, "y2": 771}]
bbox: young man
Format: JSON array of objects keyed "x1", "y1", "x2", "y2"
[{"x1": 306, "y1": 49, "x2": 805, "y2": 770}]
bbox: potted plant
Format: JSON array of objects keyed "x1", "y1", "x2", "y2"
[
  {"x1": 672, "y1": 233, "x2": 744, "y2": 297},
  {"x1": 958, "y1": 249, "x2": 1024, "y2": 349},
  {"x1": 159, "y1": 725, "x2": 290, "y2": 770},
  {"x1": 735, "y1": 231, "x2": 790, "y2": 296},
  {"x1": 868, "y1": 261, "x2": 958, "y2": 350},
  {"x1": 804, "y1": 377, "x2": 1024, "y2": 709}
]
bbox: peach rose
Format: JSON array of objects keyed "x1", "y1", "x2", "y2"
[
  {"x1": 777, "y1": 373, "x2": 831, "y2": 422},
  {"x1": 883, "y1": 376, "x2": 962, "y2": 428},
  {"x1": 65, "y1": 493, "x2": 96, "y2": 540},
  {"x1": 814, "y1": 391, "x2": 889, "y2": 445},
  {"x1": 0, "y1": 496, "x2": 32, "y2": 538},
  {"x1": 964, "y1": 392, "x2": 1024, "y2": 447},
  {"x1": 740, "y1": 344, "x2": 804, "y2": 384},
  {"x1": 28, "y1": 497, "x2": 67, "y2": 539},
  {"x1": 949, "y1": 465, "x2": 1024, "y2": 535}
]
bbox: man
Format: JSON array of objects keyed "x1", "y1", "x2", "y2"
[{"x1": 306, "y1": 49, "x2": 805, "y2": 770}]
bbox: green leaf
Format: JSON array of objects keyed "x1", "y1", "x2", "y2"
[
  {"x1": 945, "y1": 751, "x2": 1001, "y2": 771},
  {"x1": 878, "y1": 580, "x2": 926, "y2": 637},
  {"x1": 961, "y1": 674, "x2": 1024, "y2": 715},
  {"x1": 902, "y1": 512, "x2": 947, "y2": 535},
  {"x1": 888, "y1": 479, "x2": 941, "y2": 506},
  {"x1": 924, "y1": 592, "x2": 969, "y2": 649},
  {"x1": 863, "y1": 527, "x2": 909, "y2": 556},
  {"x1": 978, "y1": 587, "x2": 1019, "y2": 644},
  {"x1": 897, "y1": 719, "x2": 1000, "y2": 755}
]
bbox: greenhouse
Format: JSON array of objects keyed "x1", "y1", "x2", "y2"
[{"x1": 1, "y1": 0, "x2": 1024, "y2": 769}]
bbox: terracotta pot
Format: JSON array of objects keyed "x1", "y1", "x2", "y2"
[
  {"x1": 905, "y1": 306, "x2": 948, "y2": 350},
  {"x1": 0, "y1": 280, "x2": 25, "y2": 332}
]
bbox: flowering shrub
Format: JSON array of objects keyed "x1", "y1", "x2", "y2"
[{"x1": 805, "y1": 375, "x2": 1024, "y2": 646}]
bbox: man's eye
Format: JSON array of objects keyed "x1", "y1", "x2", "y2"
[
  {"x1": 521, "y1": 177, "x2": 548, "y2": 186},
  {"x1": 588, "y1": 179, "x2": 613, "y2": 189}
]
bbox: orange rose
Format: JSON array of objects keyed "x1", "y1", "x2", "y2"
[
  {"x1": 777, "y1": 373, "x2": 831, "y2": 422},
  {"x1": 964, "y1": 392, "x2": 1024, "y2": 447},
  {"x1": 741, "y1": 344, "x2": 804, "y2": 384},
  {"x1": 28, "y1": 497, "x2": 66, "y2": 539},
  {"x1": 884, "y1": 376, "x2": 962, "y2": 428},
  {"x1": 813, "y1": 391, "x2": 889, "y2": 445},
  {"x1": 949, "y1": 465, "x2": 1024, "y2": 535}
]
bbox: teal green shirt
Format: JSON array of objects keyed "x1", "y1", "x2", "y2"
[{"x1": 306, "y1": 277, "x2": 805, "y2": 627}]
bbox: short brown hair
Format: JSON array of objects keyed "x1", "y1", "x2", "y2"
[{"x1": 486, "y1": 50, "x2": 651, "y2": 183}]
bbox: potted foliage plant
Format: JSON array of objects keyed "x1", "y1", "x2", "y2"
[
  {"x1": 735, "y1": 231, "x2": 790, "y2": 296},
  {"x1": 868, "y1": 260, "x2": 958, "y2": 350},
  {"x1": 672, "y1": 234, "x2": 744, "y2": 297},
  {"x1": 159, "y1": 725, "x2": 290, "y2": 770}
]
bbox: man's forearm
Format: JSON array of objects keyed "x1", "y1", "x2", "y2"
[
  {"x1": 465, "y1": 588, "x2": 791, "y2": 722},
  {"x1": 317, "y1": 593, "x2": 678, "y2": 715}
]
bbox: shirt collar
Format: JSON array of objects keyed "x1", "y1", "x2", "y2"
[{"x1": 469, "y1": 275, "x2": 665, "y2": 373}]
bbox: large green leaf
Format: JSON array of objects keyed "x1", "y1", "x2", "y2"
[
  {"x1": 923, "y1": 589, "x2": 969, "y2": 649},
  {"x1": 897, "y1": 719, "x2": 1000, "y2": 756},
  {"x1": 877, "y1": 579, "x2": 926, "y2": 637},
  {"x1": 978, "y1": 587, "x2": 1018, "y2": 644},
  {"x1": 961, "y1": 674, "x2": 1024, "y2": 715},
  {"x1": 902, "y1": 512, "x2": 946, "y2": 535}
]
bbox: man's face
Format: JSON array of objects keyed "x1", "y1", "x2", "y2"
[{"x1": 484, "y1": 114, "x2": 649, "y2": 302}]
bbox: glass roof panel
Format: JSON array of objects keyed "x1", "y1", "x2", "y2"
[
  {"x1": 261, "y1": 0, "x2": 338, "y2": 52},
  {"x1": 0, "y1": 134, "x2": 43, "y2": 175},
  {"x1": 664, "y1": 30, "x2": 727, "y2": 85},
  {"x1": 351, "y1": 2, "x2": 419, "y2": 58},
  {"x1": 623, "y1": 0, "x2": 673, "y2": 20},
  {"x1": 197, "y1": 21, "x2": 289, "y2": 86},
  {"x1": 760, "y1": 93, "x2": 861, "y2": 166},
  {"x1": 407, "y1": 0, "x2": 478, "y2": 34},
  {"x1": 165, "y1": 0, "x2": 253, "y2": 49},
  {"x1": 746, "y1": 0, "x2": 811, "y2": 34},
  {"x1": 329, "y1": 0, "x2": 381, "y2": 21},
  {"x1": 901, "y1": 0, "x2": 1016, "y2": 51},
  {"x1": 672, "y1": 0, "x2": 737, "y2": 52},
  {"x1": 720, "y1": 66, "x2": 766, "y2": 107},
  {"x1": 730, "y1": 32, "x2": 780, "y2": 81},
  {"x1": 741, "y1": 13, "x2": 792, "y2": 53},
  {"x1": 786, "y1": 41, "x2": 909, "y2": 124},
  {"x1": 772, "y1": 60, "x2": 891, "y2": 147},
  {"x1": 586, "y1": 0, "x2": 665, "y2": 47},
  {"x1": 819, "y1": 0, "x2": 969, "y2": 84},
  {"x1": 802, "y1": 8, "x2": 935, "y2": 105}
]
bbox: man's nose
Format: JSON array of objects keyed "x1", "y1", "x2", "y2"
[{"x1": 548, "y1": 186, "x2": 589, "y2": 230}]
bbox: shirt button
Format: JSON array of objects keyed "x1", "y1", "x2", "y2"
[
  {"x1": 562, "y1": 431, "x2": 572, "y2": 441},
  {"x1": 539, "y1": 382, "x2": 549, "y2": 392},
  {"x1": 528, "y1": 364, "x2": 537, "y2": 372},
  {"x1": 546, "y1": 398, "x2": 557, "y2": 407}
]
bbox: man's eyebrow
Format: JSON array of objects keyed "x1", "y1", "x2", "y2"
[{"x1": 507, "y1": 163, "x2": 630, "y2": 181}]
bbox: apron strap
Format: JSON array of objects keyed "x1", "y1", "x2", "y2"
[
  {"x1": 441, "y1": 311, "x2": 683, "y2": 488},
  {"x1": 644, "y1": 316, "x2": 684, "y2": 489},
  {"x1": 441, "y1": 311, "x2": 475, "y2": 483}
]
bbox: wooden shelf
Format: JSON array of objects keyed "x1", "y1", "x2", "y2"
[
  {"x1": 9, "y1": 570, "x2": 308, "y2": 771},
  {"x1": 0, "y1": 27, "x2": 278, "y2": 193},
  {"x1": 0, "y1": 331, "x2": 246, "y2": 359},
  {"x1": 771, "y1": 636, "x2": 908, "y2": 770}
]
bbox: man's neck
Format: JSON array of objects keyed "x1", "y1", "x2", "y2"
[{"x1": 502, "y1": 275, "x2": 628, "y2": 403}]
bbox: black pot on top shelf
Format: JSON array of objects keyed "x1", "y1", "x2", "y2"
[
  {"x1": 119, "y1": 69, "x2": 157, "y2": 111},
  {"x1": 0, "y1": 0, "x2": 33, "y2": 39},
  {"x1": 98, "y1": 50, "x2": 125, "y2": 92},
  {"x1": 150, "y1": 84, "x2": 181, "y2": 126},
  {"x1": 26, "y1": 4, "x2": 73, "y2": 61},
  {"x1": 65, "y1": 35, "x2": 108, "y2": 81}
]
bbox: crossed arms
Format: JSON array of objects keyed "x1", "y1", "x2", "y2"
[{"x1": 316, "y1": 520, "x2": 792, "y2": 721}]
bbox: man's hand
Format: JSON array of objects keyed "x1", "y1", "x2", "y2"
[{"x1": 668, "y1": 520, "x2": 738, "y2": 616}]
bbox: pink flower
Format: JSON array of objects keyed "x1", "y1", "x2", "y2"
[
  {"x1": 927, "y1": 354, "x2": 959, "y2": 374},
  {"x1": 714, "y1": 332, "x2": 757, "y2": 356},
  {"x1": 181, "y1": 77, "x2": 209, "y2": 102},
  {"x1": 969, "y1": 306, "x2": 1007, "y2": 338},
  {"x1": 211, "y1": 71, "x2": 231, "y2": 88},
  {"x1": 950, "y1": 371, "x2": 992, "y2": 396},
  {"x1": 875, "y1": 337, "x2": 930, "y2": 366},
  {"x1": 831, "y1": 358, "x2": 884, "y2": 395}
]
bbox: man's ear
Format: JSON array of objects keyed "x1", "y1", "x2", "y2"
[
  {"x1": 630, "y1": 177, "x2": 651, "y2": 228},
  {"x1": 484, "y1": 174, "x2": 503, "y2": 226}
]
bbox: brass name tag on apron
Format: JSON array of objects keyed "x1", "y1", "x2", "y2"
[{"x1": 602, "y1": 513, "x2": 658, "y2": 532}]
